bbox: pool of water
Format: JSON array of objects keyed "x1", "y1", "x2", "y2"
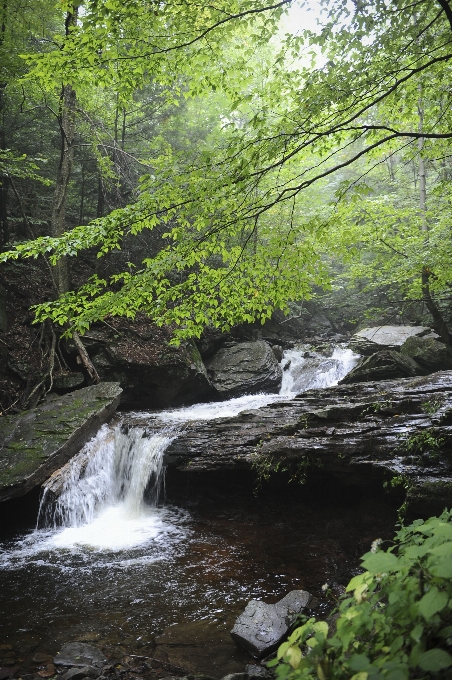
[
  {"x1": 0, "y1": 470, "x2": 398, "y2": 677},
  {"x1": 0, "y1": 344, "x2": 389, "y2": 678}
]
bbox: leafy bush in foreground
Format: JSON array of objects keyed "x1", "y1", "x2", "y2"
[{"x1": 270, "y1": 510, "x2": 452, "y2": 680}]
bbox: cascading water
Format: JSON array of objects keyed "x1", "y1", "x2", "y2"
[
  {"x1": 0, "y1": 342, "x2": 396, "y2": 677},
  {"x1": 33, "y1": 343, "x2": 358, "y2": 551}
]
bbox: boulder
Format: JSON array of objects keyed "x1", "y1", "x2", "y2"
[
  {"x1": 54, "y1": 643, "x2": 106, "y2": 668},
  {"x1": 0, "y1": 382, "x2": 122, "y2": 502},
  {"x1": 400, "y1": 335, "x2": 452, "y2": 371},
  {"x1": 159, "y1": 370, "x2": 452, "y2": 517},
  {"x1": 349, "y1": 325, "x2": 438, "y2": 355},
  {"x1": 339, "y1": 350, "x2": 424, "y2": 384},
  {"x1": 53, "y1": 372, "x2": 85, "y2": 393},
  {"x1": 80, "y1": 322, "x2": 214, "y2": 408},
  {"x1": 230, "y1": 590, "x2": 311, "y2": 658},
  {"x1": 206, "y1": 341, "x2": 282, "y2": 398}
]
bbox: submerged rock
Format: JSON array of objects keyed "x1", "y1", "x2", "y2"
[
  {"x1": 339, "y1": 350, "x2": 424, "y2": 384},
  {"x1": 154, "y1": 620, "x2": 245, "y2": 677},
  {"x1": 0, "y1": 382, "x2": 122, "y2": 502},
  {"x1": 54, "y1": 643, "x2": 106, "y2": 667},
  {"x1": 230, "y1": 590, "x2": 311, "y2": 658},
  {"x1": 206, "y1": 341, "x2": 282, "y2": 398}
]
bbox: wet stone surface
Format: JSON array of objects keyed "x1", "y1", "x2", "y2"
[{"x1": 230, "y1": 590, "x2": 311, "y2": 658}]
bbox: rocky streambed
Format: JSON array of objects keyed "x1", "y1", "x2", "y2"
[
  {"x1": 1, "y1": 333, "x2": 452, "y2": 680},
  {"x1": 127, "y1": 370, "x2": 452, "y2": 518}
]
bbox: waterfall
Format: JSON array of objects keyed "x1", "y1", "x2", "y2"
[
  {"x1": 37, "y1": 343, "x2": 359, "y2": 548},
  {"x1": 39, "y1": 425, "x2": 175, "y2": 534},
  {"x1": 280, "y1": 346, "x2": 358, "y2": 394}
]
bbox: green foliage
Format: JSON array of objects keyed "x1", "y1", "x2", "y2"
[
  {"x1": 402, "y1": 429, "x2": 446, "y2": 456},
  {"x1": 422, "y1": 400, "x2": 445, "y2": 416},
  {"x1": 251, "y1": 451, "x2": 322, "y2": 490},
  {"x1": 269, "y1": 510, "x2": 452, "y2": 680},
  {"x1": 3, "y1": 0, "x2": 452, "y2": 339},
  {"x1": 0, "y1": 150, "x2": 51, "y2": 186}
]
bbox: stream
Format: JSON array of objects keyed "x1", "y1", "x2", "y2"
[{"x1": 0, "y1": 345, "x2": 399, "y2": 677}]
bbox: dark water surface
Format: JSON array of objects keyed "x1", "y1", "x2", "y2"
[{"x1": 0, "y1": 470, "x2": 399, "y2": 676}]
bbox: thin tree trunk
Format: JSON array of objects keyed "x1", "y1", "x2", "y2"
[
  {"x1": 0, "y1": 0, "x2": 9, "y2": 250},
  {"x1": 49, "y1": 7, "x2": 100, "y2": 383},
  {"x1": 418, "y1": 95, "x2": 452, "y2": 345},
  {"x1": 96, "y1": 174, "x2": 104, "y2": 217},
  {"x1": 50, "y1": 79, "x2": 76, "y2": 294},
  {"x1": 50, "y1": 8, "x2": 78, "y2": 295},
  {"x1": 79, "y1": 161, "x2": 85, "y2": 224}
]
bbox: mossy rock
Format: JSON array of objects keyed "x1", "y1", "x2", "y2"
[{"x1": 0, "y1": 382, "x2": 122, "y2": 502}]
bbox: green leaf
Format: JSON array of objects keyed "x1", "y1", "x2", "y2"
[
  {"x1": 418, "y1": 649, "x2": 452, "y2": 671},
  {"x1": 418, "y1": 587, "x2": 449, "y2": 620},
  {"x1": 410, "y1": 623, "x2": 424, "y2": 643},
  {"x1": 361, "y1": 551, "x2": 400, "y2": 573},
  {"x1": 429, "y1": 556, "x2": 452, "y2": 578}
]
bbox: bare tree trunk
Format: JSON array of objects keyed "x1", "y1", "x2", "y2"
[
  {"x1": 96, "y1": 174, "x2": 104, "y2": 217},
  {"x1": 50, "y1": 7, "x2": 79, "y2": 295},
  {"x1": 50, "y1": 79, "x2": 76, "y2": 294},
  {"x1": 49, "y1": 6, "x2": 100, "y2": 382},
  {"x1": 0, "y1": 0, "x2": 9, "y2": 250},
  {"x1": 418, "y1": 95, "x2": 452, "y2": 345}
]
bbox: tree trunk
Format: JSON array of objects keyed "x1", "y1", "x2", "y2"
[
  {"x1": 0, "y1": 0, "x2": 9, "y2": 250},
  {"x1": 417, "y1": 96, "x2": 452, "y2": 345},
  {"x1": 50, "y1": 80, "x2": 76, "y2": 295},
  {"x1": 50, "y1": 8, "x2": 78, "y2": 295}
]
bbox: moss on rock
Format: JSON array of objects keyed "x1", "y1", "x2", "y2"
[{"x1": 0, "y1": 382, "x2": 122, "y2": 501}]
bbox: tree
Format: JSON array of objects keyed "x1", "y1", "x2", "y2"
[{"x1": 1, "y1": 0, "x2": 452, "y2": 342}]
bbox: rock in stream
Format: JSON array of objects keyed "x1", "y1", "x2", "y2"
[{"x1": 0, "y1": 383, "x2": 122, "y2": 502}]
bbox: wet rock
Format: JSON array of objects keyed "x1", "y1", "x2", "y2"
[
  {"x1": 206, "y1": 341, "x2": 282, "y2": 398},
  {"x1": 32, "y1": 654, "x2": 53, "y2": 664},
  {"x1": 163, "y1": 371, "x2": 452, "y2": 517},
  {"x1": 339, "y1": 350, "x2": 424, "y2": 384},
  {"x1": 53, "y1": 372, "x2": 85, "y2": 393},
  {"x1": 54, "y1": 643, "x2": 106, "y2": 667},
  {"x1": 349, "y1": 325, "x2": 437, "y2": 355},
  {"x1": 0, "y1": 668, "x2": 15, "y2": 680},
  {"x1": 82, "y1": 324, "x2": 214, "y2": 408},
  {"x1": 61, "y1": 666, "x2": 100, "y2": 680},
  {"x1": 230, "y1": 590, "x2": 311, "y2": 658},
  {"x1": 245, "y1": 665, "x2": 271, "y2": 679},
  {"x1": 0, "y1": 382, "x2": 122, "y2": 502},
  {"x1": 400, "y1": 336, "x2": 452, "y2": 371},
  {"x1": 37, "y1": 664, "x2": 55, "y2": 677}
]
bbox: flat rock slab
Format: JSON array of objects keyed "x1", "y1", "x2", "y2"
[
  {"x1": 54, "y1": 643, "x2": 106, "y2": 667},
  {"x1": 230, "y1": 590, "x2": 311, "y2": 658},
  {"x1": 60, "y1": 666, "x2": 99, "y2": 680},
  {"x1": 353, "y1": 325, "x2": 437, "y2": 351},
  {"x1": 0, "y1": 382, "x2": 122, "y2": 502}
]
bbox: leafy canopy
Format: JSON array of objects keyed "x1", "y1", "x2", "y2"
[{"x1": 2, "y1": 0, "x2": 452, "y2": 340}]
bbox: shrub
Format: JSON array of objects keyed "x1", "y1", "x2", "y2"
[{"x1": 269, "y1": 510, "x2": 452, "y2": 680}]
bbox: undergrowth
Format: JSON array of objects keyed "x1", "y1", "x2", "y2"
[{"x1": 270, "y1": 509, "x2": 452, "y2": 680}]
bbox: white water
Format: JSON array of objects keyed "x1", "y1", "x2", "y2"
[{"x1": 6, "y1": 344, "x2": 359, "y2": 555}]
